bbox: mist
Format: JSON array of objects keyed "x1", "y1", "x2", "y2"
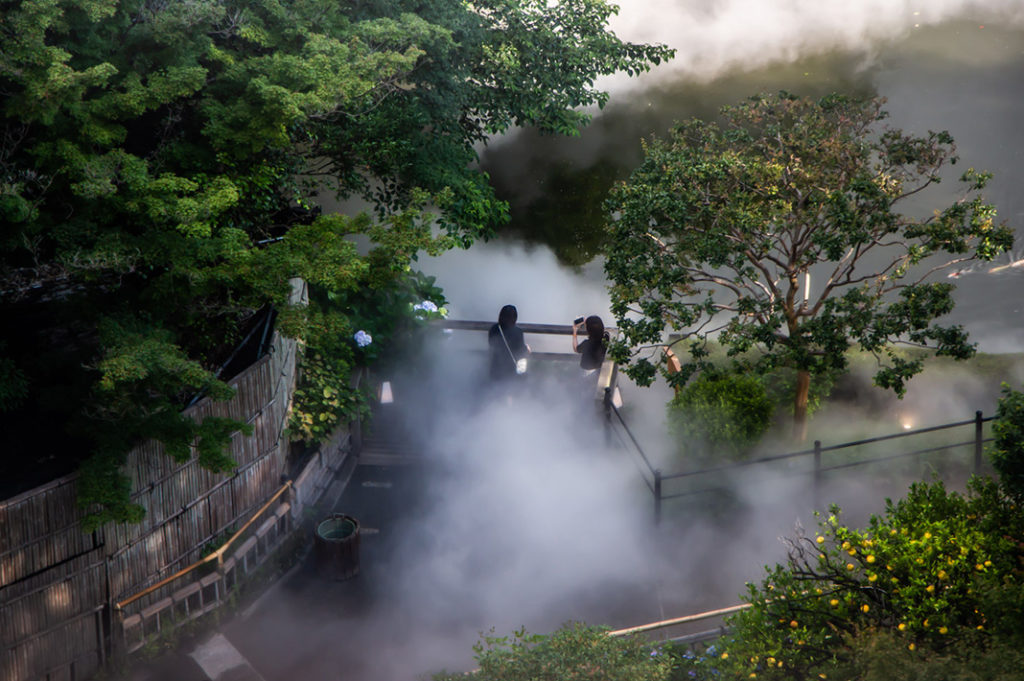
[
  {"x1": 225, "y1": 311, "x2": 1020, "y2": 680},
  {"x1": 602, "y1": 0, "x2": 1024, "y2": 89},
  {"x1": 213, "y1": 3, "x2": 1024, "y2": 679}
]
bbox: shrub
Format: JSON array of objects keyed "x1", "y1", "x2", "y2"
[
  {"x1": 668, "y1": 371, "x2": 774, "y2": 461},
  {"x1": 990, "y1": 383, "x2": 1024, "y2": 503},
  {"x1": 433, "y1": 623, "x2": 672, "y2": 681},
  {"x1": 694, "y1": 477, "x2": 1024, "y2": 680}
]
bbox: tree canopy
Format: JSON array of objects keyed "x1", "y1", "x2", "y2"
[
  {"x1": 0, "y1": 0, "x2": 672, "y2": 523},
  {"x1": 604, "y1": 92, "x2": 1013, "y2": 436}
]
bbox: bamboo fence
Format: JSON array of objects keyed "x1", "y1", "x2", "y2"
[{"x1": 0, "y1": 278, "x2": 353, "y2": 681}]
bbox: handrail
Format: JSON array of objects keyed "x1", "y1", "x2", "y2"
[
  {"x1": 821, "y1": 438, "x2": 992, "y2": 473},
  {"x1": 659, "y1": 413, "x2": 993, "y2": 482},
  {"x1": 115, "y1": 480, "x2": 292, "y2": 610},
  {"x1": 605, "y1": 406, "x2": 993, "y2": 525},
  {"x1": 433, "y1": 319, "x2": 617, "y2": 335},
  {"x1": 610, "y1": 404, "x2": 657, "y2": 477},
  {"x1": 817, "y1": 415, "x2": 994, "y2": 453}
]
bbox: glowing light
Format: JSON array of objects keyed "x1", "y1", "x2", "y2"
[{"x1": 379, "y1": 381, "x2": 394, "y2": 404}]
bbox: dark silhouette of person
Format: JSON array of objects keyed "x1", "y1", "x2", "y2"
[{"x1": 488, "y1": 304, "x2": 530, "y2": 380}]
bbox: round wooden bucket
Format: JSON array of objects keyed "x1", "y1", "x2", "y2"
[{"x1": 313, "y1": 514, "x2": 360, "y2": 580}]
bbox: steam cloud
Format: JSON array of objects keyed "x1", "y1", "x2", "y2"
[
  {"x1": 602, "y1": 0, "x2": 1024, "y2": 88},
  {"x1": 217, "y1": 3, "x2": 1024, "y2": 679}
]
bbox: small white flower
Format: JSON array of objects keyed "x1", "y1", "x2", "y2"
[{"x1": 353, "y1": 330, "x2": 372, "y2": 347}]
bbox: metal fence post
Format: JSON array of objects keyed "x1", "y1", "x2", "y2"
[
  {"x1": 975, "y1": 410, "x2": 984, "y2": 476},
  {"x1": 604, "y1": 386, "x2": 613, "y2": 446},
  {"x1": 654, "y1": 469, "x2": 662, "y2": 527},
  {"x1": 813, "y1": 440, "x2": 822, "y2": 512}
]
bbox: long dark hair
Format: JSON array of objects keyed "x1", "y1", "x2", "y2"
[
  {"x1": 498, "y1": 304, "x2": 518, "y2": 329},
  {"x1": 585, "y1": 315, "x2": 607, "y2": 344}
]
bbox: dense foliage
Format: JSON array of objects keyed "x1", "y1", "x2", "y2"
[
  {"x1": 433, "y1": 623, "x2": 672, "y2": 681},
  {"x1": 604, "y1": 92, "x2": 1014, "y2": 436},
  {"x1": 667, "y1": 371, "x2": 774, "y2": 461},
  {"x1": 990, "y1": 382, "x2": 1024, "y2": 503},
  {"x1": 0, "y1": 0, "x2": 671, "y2": 524},
  {"x1": 672, "y1": 477, "x2": 1024, "y2": 680}
]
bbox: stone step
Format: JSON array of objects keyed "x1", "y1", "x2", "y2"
[
  {"x1": 358, "y1": 450, "x2": 424, "y2": 466},
  {"x1": 189, "y1": 633, "x2": 268, "y2": 681}
]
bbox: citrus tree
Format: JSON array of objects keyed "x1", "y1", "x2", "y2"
[
  {"x1": 674, "y1": 388, "x2": 1024, "y2": 681},
  {"x1": 604, "y1": 92, "x2": 1013, "y2": 438},
  {"x1": 669, "y1": 478, "x2": 1024, "y2": 680}
]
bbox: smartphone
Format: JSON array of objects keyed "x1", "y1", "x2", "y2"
[{"x1": 574, "y1": 316, "x2": 585, "y2": 325}]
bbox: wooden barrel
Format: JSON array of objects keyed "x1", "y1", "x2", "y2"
[{"x1": 314, "y1": 514, "x2": 360, "y2": 580}]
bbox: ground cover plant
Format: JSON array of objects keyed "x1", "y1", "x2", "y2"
[{"x1": 433, "y1": 623, "x2": 673, "y2": 681}]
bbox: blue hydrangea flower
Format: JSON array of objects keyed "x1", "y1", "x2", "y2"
[{"x1": 354, "y1": 330, "x2": 372, "y2": 347}]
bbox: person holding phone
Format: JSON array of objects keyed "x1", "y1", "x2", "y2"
[{"x1": 572, "y1": 315, "x2": 608, "y2": 373}]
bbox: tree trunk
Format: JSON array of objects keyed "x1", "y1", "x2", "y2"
[{"x1": 793, "y1": 369, "x2": 810, "y2": 441}]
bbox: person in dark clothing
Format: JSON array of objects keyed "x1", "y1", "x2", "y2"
[
  {"x1": 572, "y1": 315, "x2": 608, "y2": 371},
  {"x1": 488, "y1": 304, "x2": 530, "y2": 380}
]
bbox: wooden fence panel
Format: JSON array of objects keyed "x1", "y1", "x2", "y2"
[
  {"x1": 0, "y1": 479, "x2": 91, "y2": 587},
  {"x1": 0, "y1": 554, "x2": 104, "y2": 645},
  {"x1": 0, "y1": 332, "x2": 299, "y2": 681},
  {"x1": 3, "y1": 609, "x2": 103, "y2": 681}
]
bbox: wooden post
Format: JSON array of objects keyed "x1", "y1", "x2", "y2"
[
  {"x1": 975, "y1": 410, "x2": 984, "y2": 476},
  {"x1": 109, "y1": 605, "x2": 126, "y2": 662}
]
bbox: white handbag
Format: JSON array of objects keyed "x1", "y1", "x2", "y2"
[{"x1": 498, "y1": 326, "x2": 528, "y2": 375}]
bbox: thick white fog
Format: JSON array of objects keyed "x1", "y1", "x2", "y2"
[
  {"x1": 601, "y1": 0, "x2": 1024, "y2": 88},
  {"x1": 223, "y1": 3, "x2": 1024, "y2": 679}
]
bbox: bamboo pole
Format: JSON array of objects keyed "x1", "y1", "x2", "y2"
[{"x1": 607, "y1": 603, "x2": 751, "y2": 637}]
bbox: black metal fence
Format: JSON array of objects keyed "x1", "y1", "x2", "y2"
[{"x1": 604, "y1": 397, "x2": 995, "y2": 525}]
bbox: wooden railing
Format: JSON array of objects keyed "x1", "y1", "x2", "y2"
[{"x1": 112, "y1": 481, "x2": 297, "y2": 655}]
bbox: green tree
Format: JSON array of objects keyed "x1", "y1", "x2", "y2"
[
  {"x1": 604, "y1": 92, "x2": 1013, "y2": 439},
  {"x1": 0, "y1": 0, "x2": 671, "y2": 524}
]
